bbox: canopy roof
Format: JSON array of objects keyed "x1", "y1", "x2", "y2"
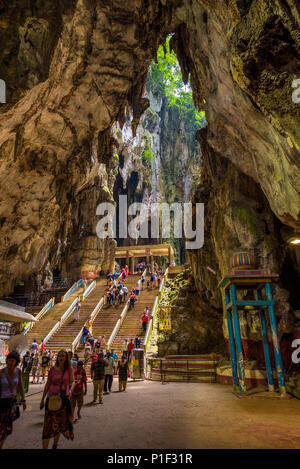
[
  {"x1": 0, "y1": 300, "x2": 37, "y2": 323},
  {"x1": 115, "y1": 243, "x2": 174, "y2": 258}
]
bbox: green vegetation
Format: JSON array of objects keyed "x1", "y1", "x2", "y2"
[
  {"x1": 148, "y1": 35, "x2": 207, "y2": 139},
  {"x1": 140, "y1": 134, "x2": 155, "y2": 167},
  {"x1": 232, "y1": 206, "x2": 257, "y2": 238}
]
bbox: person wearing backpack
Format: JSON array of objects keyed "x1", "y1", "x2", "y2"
[{"x1": 0, "y1": 351, "x2": 26, "y2": 449}]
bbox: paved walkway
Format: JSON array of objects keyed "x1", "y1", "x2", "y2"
[{"x1": 5, "y1": 380, "x2": 300, "y2": 449}]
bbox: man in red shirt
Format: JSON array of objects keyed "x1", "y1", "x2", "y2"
[
  {"x1": 70, "y1": 361, "x2": 87, "y2": 420},
  {"x1": 128, "y1": 339, "x2": 134, "y2": 360},
  {"x1": 141, "y1": 311, "x2": 149, "y2": 332}
]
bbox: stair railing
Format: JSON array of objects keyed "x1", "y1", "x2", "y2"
[
  {"x1": 71, "y1": 295, "x2": 105, "y2": 353},
  {"x1": 143, "y1": 267, "x2": 169, "y2": 352},
  {"x1": 107, "y1": 269, "x2": 147, "y2": 349},
  {"x1": 22, "y1": 297, "x2": 55, "y2": 335},
  {"x1": 62, "y1": 279, "x2": 82, "y2": 302},
  {"x1": 82, "y1": 280, "x2": 96, "y2": 299},
  {"x1": 43, "y1": 297, "x2": 79, "y2": 345}
]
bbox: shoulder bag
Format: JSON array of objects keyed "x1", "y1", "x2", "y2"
[{"x1": 48, "y1": 369, "x2": 66, "y2": 412}]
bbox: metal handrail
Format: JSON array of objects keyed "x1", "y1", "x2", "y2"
[
  {"x1": 71, "y1": 296, "x2": 105, "y2": 353},
  {"x1": 143, "y1": 268, "x2": 169, "y2": 350},
  {"x1": 107, "y1": 269, "x2": 147, "y2": 349},
  {"x1": 82, "y1": 280, "x2": 96, "y2": 299},
  {"x1": 62, "y1": 279, "x2": 82, "y2": 302},
  {"x1": 22, "y1": 297, "x2": 55, "y2": 335}
]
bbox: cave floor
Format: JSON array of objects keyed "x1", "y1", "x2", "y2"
[{"x1": 5, "y1": 380, "x2": 300, "y2": 449}]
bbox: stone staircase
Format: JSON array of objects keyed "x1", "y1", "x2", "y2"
[
  {"x1": 77, "y1": 274, "x2": 141, "y2": 362},
  {"x1": 26, "y1": 287, "x2": 84, "y2": 345},
  {"x1": 44, "y1": 278, "x2": 108, "y2": 354},
  {"x1": 111, "y1": 278, "x2": 159, "y2": 358},
  {"x1": 146, "y1": 355, "x2": 218, "y2": 382}
]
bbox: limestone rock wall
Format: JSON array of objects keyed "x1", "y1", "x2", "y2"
[{"x1": 0, "y1": 0, "x2": 299, "y2": 324}]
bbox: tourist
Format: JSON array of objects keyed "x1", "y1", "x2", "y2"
[
  {"x1": 70, "y1": 361, "x2": 87, "y2": 420},
  {"x1": 86, "y1": 319, "x2": 92, "y2": 336},
  {"x1": 110, "y1": 349, "x2": 118, "y2": 375},
  {"x1": 90, "y1": 350, "x2": 98, "y2": 375},
  {"x1": 141, "y1": 276, "x2": 145, "y2": 290},
  {"x1": 91, "y1": 351, "x2": 108, "y2": 404},
  {"x1": 40, "y1": 349, "x2": 75, "y2": 449},
  {"x1": 118, "y1": 355, "x2": 129, "y2": 392},
  {"x1": 135, "y1": 284, "x2": 140, "y2": 299},
  {"x1": 41, "y1": 352, "x2": 51, "y2": 383},
  {"x1": 70, "y1": 353, "x2": 78, "y2": 371},
  {"x1": 84, "y1": 343, "x2": 91, "y2": 366},
  {"x1": 101, "y1": 335, "x2": 107, "y2": 356},
  {"x1": 119, "y1": 288, "x2": 124, "y2": 304},
  {"x1": 87, "y1": 335, "x2": 96, "y2": 351},
  {"x1": 31, "y1": 352, "x2": 40, "y2": 384},
  {"x1": 128, "y1": 339, "x2": 134, "y2": 360},
  {"x1": 123, "y1": 285, "x2": 128, "y2": 300},
  {"x1": 150, "y1": 272, "x2": 156, "y2": 289},
  {"x1": 31, "y1": 338, "x2": 38, "y2": 354},
  {"x1": 0, "y1": 351, "x2": 26, "y2": 449},
  {"x1": 157, "y1": 275, "x2": 161, "y2": 289},
  {"x1": 22, "y1": 351, "x2": 32, "y2": 394},
  {"x1": 141, "y1": 310, "x2": 149, "y2": 332},
  {"x1": 147, "y1": 279, "x2": 150, "y2": 289},
  {"x1": 114, "y1": 288, "x2": 120, "y2": 304},
  {"x1": 135, "y1": 335, "x2": 141, "y2": 349},
  {"x1": 82, "y1": 325, "x2": 89, "y2": 346},
  {"x1": 129, "y1": 291, "x2": 135, "y2": 309},
  {"x1": 74, "y1": 300, "x2": 81, "y2": 321},
  {"x1": 122, "y1": 339, "x2": 129, "y2": 359},
  {"x1": 124, "y1": 265, "x2": 129, "y2": 277},
  {"x1": 109, "y1": 289, "x2": 114, "y2": 305},
  {"x1": 103, "y1": 351, "x2": 114, "y2": 394}
]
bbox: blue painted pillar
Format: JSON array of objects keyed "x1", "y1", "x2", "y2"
[
  {"x1": 256, "y1": 289, "x2": 274, "y2": 392},
  {"x1": 230, "y1": 284, "x2": 246, "y2": 395},
  {"x1": 225, "y1": 288, "x2": 238, "y2": 390},
  {"x1": 265, "y1": 282, "x2": 286, "y2": 395}
]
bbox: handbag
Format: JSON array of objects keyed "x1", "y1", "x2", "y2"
[{"x1": 48, "y1": 370, "x2": 66, "y2": 412}]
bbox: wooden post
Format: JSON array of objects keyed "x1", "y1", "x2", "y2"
[
  {"x1": 230, "y1": 284, "x2": 246, "y2": 395},
  {"x1": 150, "y1": 255, "x2": 154, "y2": 273},
  {"x1": 257, "y1": 289, "x2": 274, "y2": 392},
  {"x1": 225, "y1": 288, "x2": 239, "y2": 391},
  {"x1": 265, "y1": 282, "x2": 286, "y2": 395},
  {"x1": 126, "y1": 250, "x2": 129, "y2": 269}
]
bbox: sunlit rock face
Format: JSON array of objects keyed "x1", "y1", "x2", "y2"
[{"x1": 0, "y1": 0, "x2": 299, "y2": 331}]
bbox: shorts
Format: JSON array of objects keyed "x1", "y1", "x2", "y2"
[{"x1": 70, "y1": 389, "x2": 84, "y2": 408}]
